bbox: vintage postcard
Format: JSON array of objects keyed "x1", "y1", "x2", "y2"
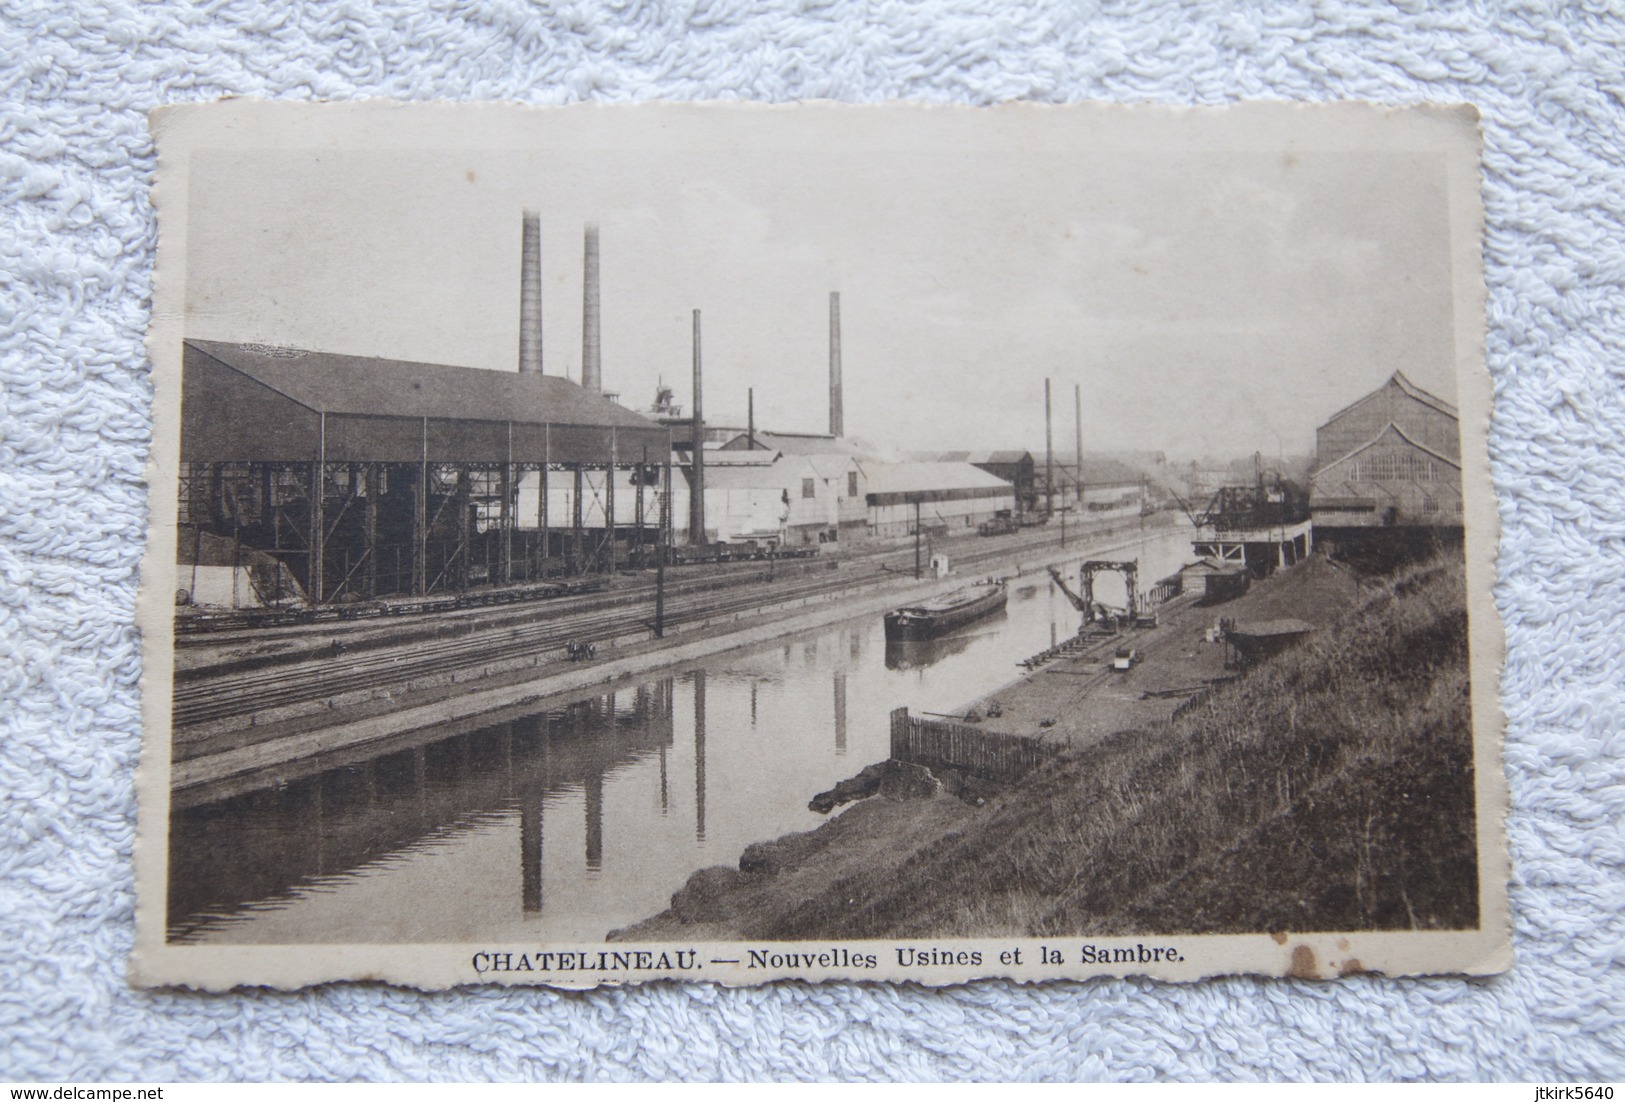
[{"x1": 134, "y1": 100, "x2": 1507, "y2": 989}]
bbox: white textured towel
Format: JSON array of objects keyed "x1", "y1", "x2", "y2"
[{"x1": 2, "y1": 1, "x2": 1622, "y2": 1082}]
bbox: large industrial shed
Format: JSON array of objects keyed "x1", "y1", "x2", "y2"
[
  {"x1": 1309, "y1": 371, "x2": 1463, "y2": 534},
  {"x1": 922, "y1": 450, "x2": 1036, "y2": 513},
  {"x1": 178, "y1": 339, "x2": 669, "y2": 606},
  {"x1": 862, "y1": 462, "x2": 1016, "y2": 538}
]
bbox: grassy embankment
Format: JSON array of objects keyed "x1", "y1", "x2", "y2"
[{"x1": 757, "y1": 551, "x2": 1480, "y2": 939}]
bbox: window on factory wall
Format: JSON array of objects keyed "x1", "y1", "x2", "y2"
[
  {"x1": 848, "y1": 471, "x2": 858, "y2": 498},
  {"x1": 1421, "y1": 494, "x2": 1439, "y2": 514},
  {"x1": 1351, "y1": 452, "x2": 1439, "y2": 482},
  {"x1": 802, "y1": 478, "x2": 815, "y2": 499}
]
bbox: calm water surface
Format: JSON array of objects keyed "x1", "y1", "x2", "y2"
[{"x1": 169, "y1": 529, "x2": 1192, "y2": 944}]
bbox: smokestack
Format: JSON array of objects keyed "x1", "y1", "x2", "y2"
[
  {"x1": 747, "y1": 387, "x2": 755, "y2": 450},
  {"x1": 519, "y1": 211, "x2": 543, "y2": 374},
  {"x1": 1074, "y1": 383, "x2": 1084, "y2": 506},
  {"x1": 582, "y1": 223, "x2": 601, "y2": 393},
  {"x1": 828, "y1": 291, "x2": 843, "y2": 438},
  {"x1": 689, "y1": 310, "x2": 706, "y2": 544},
  {"x1": 1045, "y1": 377, "x2": 1054, "y2": 519}
]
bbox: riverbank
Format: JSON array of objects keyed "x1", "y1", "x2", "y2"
[{"x1": 616, "y1": 549, "x2": 1478, "y2": 941}]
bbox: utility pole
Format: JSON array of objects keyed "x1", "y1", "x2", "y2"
[
  {"x1": 914, "y1": 498, "x2": 922, "y2": 579},
  {"x1": 1044, "y1": 377, "x2": 1054, "y2": 520},
  {"x1": 689, "y1": 310, "x2": 706, "y2": 546},
  {"x1": 656, "y1": 435, "x2": 671, "y2": 638},
  {"x1": 1074, "y1": 382, "x2": 1084, "y2": 509}
]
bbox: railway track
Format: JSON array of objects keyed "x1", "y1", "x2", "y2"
[
  {"x1": 172, "y1": 521, "x2": 1175, "y2": 731},
  {"x1": 171, "y1": 565, "x2": 892, "y2": 729}
]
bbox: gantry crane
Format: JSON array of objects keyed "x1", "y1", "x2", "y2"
[{"x1": 1047, "y1": 560, "x2": 1138, "y2": 626}]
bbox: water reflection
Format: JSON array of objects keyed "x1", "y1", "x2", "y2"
[
  {"x1": 693, "y1": 669, "x2": 707, "y2": 843},
  {"x1": 834, "y1": 671, "x2": 848, "y2": 755},
  {"x1": 169, "y1": 528, "x2": 1195, "y2": 944},
  {"x1": 169, "y1": 685, "x2": 679, "y2": 941},
  {"x1": 883, "y1": 622, "x2": 987, "y2": 671}
]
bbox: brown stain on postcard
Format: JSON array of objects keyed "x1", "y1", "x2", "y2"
[{"x1": 1288, "y1": 944, "x2": 1318, "y2": 979}]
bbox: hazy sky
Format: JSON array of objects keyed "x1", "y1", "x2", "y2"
[{"x1": 180, "y1": 104, "x2": 1468, "y2": 461}]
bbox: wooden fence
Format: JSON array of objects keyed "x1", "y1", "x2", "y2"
[
  {"x1": 889, "y1": 707, "x2": 1055, "y2": 781},
  {"x1": 1147, "y1": 576, "x2": 1183, "y2": 606}
]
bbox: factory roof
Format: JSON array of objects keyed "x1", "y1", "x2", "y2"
[
  {"x1": 723, "y1": 431, "x2": 860, "y2": 456},
  {"x1": 862, "y1": 461, "x2": 1014, "y2": 496},
  {"x1": 702, "y1": 450, "x2": 780, "y2": 467},
  {"x1": 919, "y1": 449, "x2": 1034, "y2": 467},
  {"x1": 182, "y1": 339, "x2": 669, "y2": 465},
  {"x1": 1321, "y1": 371, "x2": 1458, "y2": 427},
  {"x1": 802, "y1": 453, "x2": 861, "y2": 480},
  {"x1": 187, "y1": 340, "x2": 658, "y2": 429}
]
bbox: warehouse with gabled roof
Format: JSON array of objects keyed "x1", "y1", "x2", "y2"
[
  {"x1": 178, "y1": 339, "x2": 670, "y2": 607},
  {"x1": 1309, "y1": 372, "x2": 1463, "y2": 534}
]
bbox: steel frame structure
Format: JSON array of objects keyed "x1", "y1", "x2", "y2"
[
  {"x1": 1079, "y1": 559, "x2": 1139, "y2": 624},
  {"x1": 181, "y1": 455, "x2": 668, "y2": 607}
]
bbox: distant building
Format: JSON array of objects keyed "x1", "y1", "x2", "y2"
[
  {"x1": 721, "y1": 430, "x2": 859, "y2": 457},
  {"x1": 804, "y1": 452, "x2": 868, "y2": 535},
  {"x1": 1048, "y1": 458, "x2": 1146, "y2": 519},
  {"x1": 690, "y1": 452, "x2": 805, "y2": 545},
  {"x1": 718, "y1": 433, "x2": 867, "y2": 537},
  {"x1": 919, "y1": 450, "x2": 1036, "y2": 511},
  {"x1": 862, "y1": 462, "x2": 1017, "y2": 539},
  {"x1": 1310, "y1": 372, "x2": 1463, "y2": 531}
]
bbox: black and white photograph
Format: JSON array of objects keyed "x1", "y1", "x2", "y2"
[{"x1": 135, "y1": 100, "x2": 1506, "y2": 988}]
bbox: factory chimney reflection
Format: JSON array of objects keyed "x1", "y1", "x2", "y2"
[
  {"x1": 833, "y1": 671, "x2": 848, "y2": 755},
  {"x1": 169, "y1": 677, "x2": 680, "y2": 938},
  {"x1": 693, "y1": 669, "x2": 707, "y2": 843}
]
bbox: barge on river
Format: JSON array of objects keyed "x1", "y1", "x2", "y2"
[{"x1": 884, "y1": 580, "x2": 1008, "y2": 642}]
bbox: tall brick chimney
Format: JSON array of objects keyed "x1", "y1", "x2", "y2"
[
  {"x1": 518, "y1": 211, "x2": 543, "y2": 374},
  {"x1": 582, "y1": 223, "x2": 602, "y2": 393},
  {"x1": 828, "y1": 291, "x2": 843, "y2": 438}
]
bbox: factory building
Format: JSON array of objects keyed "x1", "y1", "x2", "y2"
[
  {"x1": 177, "y1": 339, "x2": 668, "y2": 607},
  {"x1": 1309, "y1": 372, "x2": 1463, "y2": 533},
  {"x1": 1046, "y1": 458, "x2": 1147, "y2": 520},
  {"x1": 662, "y1": 451, "x2": 814, "y2": 546},
  {"x1": 721, "y1": 432, "x2": 867, "y2": 536},
  {"x1": 919, "y1": 450, "x2": 1036, "y2": 513},
  {"x1": 862, "y1": 462, "x2": 1017, "y2": 539},
  {"x1": 661, "y1": 446, "x2": 863, "y2": 546},
  {"x1": 806, "y1": 453, "x2": 868, "y2": 535}
]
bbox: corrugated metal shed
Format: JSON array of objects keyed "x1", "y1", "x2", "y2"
[
  {"x1": 863, "y1": 461, "x2": 1014, "y2": 505},
  {"x1": 181, "y1": 340, "x2": 668, "y2": 465}
]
